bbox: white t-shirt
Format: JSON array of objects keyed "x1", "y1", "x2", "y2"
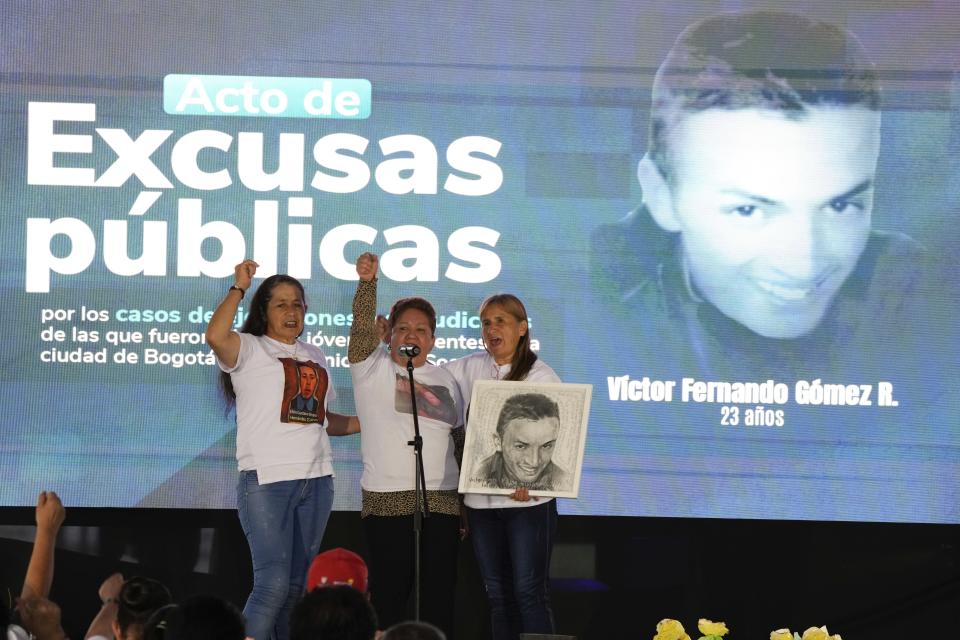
[
  {"x1": 218, "y1": 333, "x2": 335, "y2": 485},
  {"x1": 351, "y1": 346, "x2": 462, "y2": 492},
  {"x1": 443, "y1": 351, "x2": 561, "y2": 509}
]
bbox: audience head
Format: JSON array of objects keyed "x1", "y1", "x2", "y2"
[
  {"x1": 143, "y1": 595, "x2": 246, "y2": 640},
  {"x1": 381, "y1": 621, "x2": 447, "y2": 640},
  {"x1": 114, "y1": 576, "x2": 173, "y2": 640},
  {"x1": 307, "y1": 548, "x2": 369, "y2": 593},
  {"x1": 290, "y1": 584, "x2": 377, "y2": 640}
]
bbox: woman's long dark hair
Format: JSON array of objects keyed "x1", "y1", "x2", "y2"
[
  {"x1": 480, "y1": 293, "x2": 538, "y2": 381},
  {"x1": 218, "y1": 274, "x2": 306, "y2": 409}
]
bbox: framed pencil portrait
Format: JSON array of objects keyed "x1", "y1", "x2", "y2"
[{"x1": 459, "y1": 381, "x2": 592, "y2": 498}]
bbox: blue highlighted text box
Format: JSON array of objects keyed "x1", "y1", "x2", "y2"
[{"x1": 163, "y1": 74, "x2": 371, "y2": 119}]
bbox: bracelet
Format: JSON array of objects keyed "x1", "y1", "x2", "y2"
[
  {"x1": 103, "y1": 597, "x2": 120, "y2": 605},
  {"x1": 228, "y1": 284, "x2": 246, "y2": 299}
]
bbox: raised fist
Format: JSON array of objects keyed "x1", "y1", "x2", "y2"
[
  {"x1": 35, "y1": 491, "x2": 65, "y2": 534},
  {"x1": 233, "y1": 259, "x2": 259, "y2": 290},
  {"x1": 356, "y1": 252, "x2": 379, "y2": 282}
]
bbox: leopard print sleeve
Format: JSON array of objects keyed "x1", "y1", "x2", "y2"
[{"x1": 348, "y1": 279, "x2": 380, "y2": 363}]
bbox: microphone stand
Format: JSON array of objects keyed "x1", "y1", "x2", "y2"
[{"x1": 405, "y1": 353, "x2": 430, "y2": 621}]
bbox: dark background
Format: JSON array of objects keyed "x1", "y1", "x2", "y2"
[{"x1": 2, "y1": 510, "x2": 957, "y2": 639}]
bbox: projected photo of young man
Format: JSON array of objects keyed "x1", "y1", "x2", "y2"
[{"x1": 589, "y1": 10, "x2": 955, "y2": 394}]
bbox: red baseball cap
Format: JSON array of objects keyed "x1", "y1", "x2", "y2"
[{"x1": 307, "y1": 547, "x2": 368, "y2": 593}]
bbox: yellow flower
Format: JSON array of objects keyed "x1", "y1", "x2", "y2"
[
  {"x1": 697, "y1": 619, "x2": 729, "y2": 637},
  {"x1": 654, "y1": 618, "x2": 691, "y2": 640},
  {"x1": 801, "y1": 626, "x2": 830, "y2": 640},
  {"x1": 770, "y1": 630, "x2": 795, "y2": 640}
]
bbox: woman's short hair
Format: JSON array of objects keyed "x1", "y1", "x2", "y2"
[
  {"x1": 495, "y1": 393, "x2": 560, "y2": 437},
  {"x1": 388, "y1": 297, "x2": 437, "y2": 335}
]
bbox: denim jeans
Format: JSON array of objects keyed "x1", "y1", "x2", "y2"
[
  {"x1": 467, "y1": 500, "x2": 558, "y2": 640},
  {"x1": 236, "y1": 471, "x2": 335, "y2": 640}
]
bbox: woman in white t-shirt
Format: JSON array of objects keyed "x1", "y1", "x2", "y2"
[
  {"x1": 347, "y1": 253, "x2": 463, "y2": 638},
  {"x1": 206, "y1": 260, "x2": 360, "y2": 640},
  {"x1": 443, "y1": 293, "x2": 561, "y2": 640}
]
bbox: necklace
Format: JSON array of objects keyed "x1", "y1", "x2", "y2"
[
  {"x1": 492, "y1": 358, "x2": 507, "y2": 380},
  {"x1": 271, "y1": 337, "x2": 299, "y2": 360}
]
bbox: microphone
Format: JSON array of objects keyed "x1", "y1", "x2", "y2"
[{"x1": 398, "y1": 344, "x2": 421, "y2": 358}]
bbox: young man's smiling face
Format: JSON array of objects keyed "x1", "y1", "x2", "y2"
[
  {"x1": 660, "y1": 105, "x2": 881, "y2": 339},
  {"x1": 298, "y1": 365, "x2": 318, "y2": 399},
  {"x1": 497, "y1": 416, "x2": 560, "y2": 485}
]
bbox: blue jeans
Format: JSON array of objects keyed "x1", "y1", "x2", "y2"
[
  {"x1": 236, "y1": 471, "x2": 334, "y2": 640},
  {"x1": 467, "y1": 500, "x2": 558, "y2": 640}
]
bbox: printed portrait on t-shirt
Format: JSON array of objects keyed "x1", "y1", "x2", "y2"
[
  {"x1": 279, "y1": 359, "x2": 329, "y2": 425},
  {"x1": 393, "y1": 373, "x2": 458, "y2": 427}
]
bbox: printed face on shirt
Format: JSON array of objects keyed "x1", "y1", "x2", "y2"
[
  {"x1": 497, "y1": 417, "x2": 560, "y2": 484},
  {"x1": 393, "y1": 374, "x2": 459, "y2": 427},
  {"x1": 283, "y1": 359, "x2": 328, "y2": 424},
  {"x1": 298, "y1": 364, "x2": 318, "y2": 399},
  {"x1": 481, "y1": 303, "x2": 527, "y2": 366},
  {"x1": 659, "y1": 106, "x2": 880, "y2": 338},
  {"x1": 265, "y1": 283, "x2": 306, "y2": 344},
  {"x1": 389, "y1": 308, "x2": 434, "y2": 367}
]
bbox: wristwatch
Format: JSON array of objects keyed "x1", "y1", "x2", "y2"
[{"x1": 229, "y1": 284, "x2": 246, "y2": 298}]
